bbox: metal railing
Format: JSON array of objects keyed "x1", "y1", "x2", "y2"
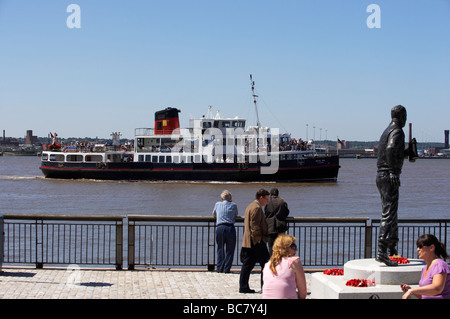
[
  {"x1": 2, "y1": 214, "x2": 124, "y2": 270},
  {"x1": 287, "y1": 217, "x2": 370, "y2": 268},
  {"x1": 126, "y1": 216, "x2": 371, "y2": 269},
  {"x1": 127, "y1": 215, "x2": 217, "y2": 270},
  {"x1": 2, "y1": 214, "x2": 449, "y2": 270},
  {"x1": 370, "y1": 219, "x2": 450, "y2": 260}
]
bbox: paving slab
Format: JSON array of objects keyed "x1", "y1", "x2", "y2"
[{"x1": 0, "y1": 266, "x2": 312, "y2": 300}]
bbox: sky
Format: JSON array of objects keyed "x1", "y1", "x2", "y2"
[{"x1": 0, "y1": 0, "x2": 449, "y2": 142}]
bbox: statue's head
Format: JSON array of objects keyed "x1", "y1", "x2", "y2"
[{"x1": 391, "y1": 105, "x2": 407, "y2": 128}]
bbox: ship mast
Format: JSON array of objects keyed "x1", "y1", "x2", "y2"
[{"x1": 250, "y1": 74, "x2": 260, "y2": 128}]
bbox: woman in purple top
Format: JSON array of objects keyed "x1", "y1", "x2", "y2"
[{"x1": 401, "y1": 234, "x2": 450, "y2": 299}]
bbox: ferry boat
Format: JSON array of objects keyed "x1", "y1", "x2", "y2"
[{"x1": 40, "y1": 77, "x2": 340, "y2": 182}]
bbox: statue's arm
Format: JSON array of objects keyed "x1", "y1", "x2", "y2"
[{"x1": 385, "y1": 130, "x2": 405, "y2": 186}]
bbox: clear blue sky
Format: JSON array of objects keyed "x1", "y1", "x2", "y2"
[{"x1": 1, "y1": 0, "x2": 449, "y2": 142}]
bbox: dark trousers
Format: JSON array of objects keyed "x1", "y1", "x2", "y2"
[
  {"x1": 267, "y1": 233, "x2": 280, "y2": 256},
  {"x1": 239, "y1": 241, "x2": 270, "y2": 291},
  {"x1": 215, "y1": 224, "x2": 236, "y2": 272},
  {"x1": 376, "y1": 171, "x2": 399, "y2": 253}
]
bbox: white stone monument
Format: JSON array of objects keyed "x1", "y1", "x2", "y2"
[{"x1": 310, "y1": 258, "x2": 425, "y2": 299}]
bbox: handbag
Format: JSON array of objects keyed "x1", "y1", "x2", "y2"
[{"x1": 275, "y1": 218, "x2": 288, "y2": 233}]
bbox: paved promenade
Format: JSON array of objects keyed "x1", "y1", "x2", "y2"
[{"x1": 0, "y1": 266, "x2": 312, "y2": 299}]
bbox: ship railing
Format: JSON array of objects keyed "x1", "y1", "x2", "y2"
[
  {"x1": 43, "y1": 145, "x2": 127, "y2": 154},
  {"x1": 135, "y1": 128, "x2": 154, "y2": 136},
  {"x1": 2, "y1": 214, "x2": 448, "y2": 270}
]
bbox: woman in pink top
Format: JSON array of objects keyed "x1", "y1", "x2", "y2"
[
  {"x1": 401, "y1": 234, "x2": 450, "y2": 299},
  {"x1": 262, "y1": 235, "x2": 307, "y2": 299}
]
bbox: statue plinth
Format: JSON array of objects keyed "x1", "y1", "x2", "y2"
[{"x1": 310, "y1": 258, "x2": 425, "y2": 299}]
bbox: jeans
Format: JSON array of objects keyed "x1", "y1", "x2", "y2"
[{"x1": 216, "y1": 224, "x2": 236, "y2": 272}]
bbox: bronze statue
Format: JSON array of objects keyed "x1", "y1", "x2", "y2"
[{"x1": 375, "y1": 105, "x2": 417, "y2": 266}]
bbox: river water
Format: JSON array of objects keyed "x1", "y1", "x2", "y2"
[{"x1": 0, "y1": 156, "x2": 448, "y2": 220}]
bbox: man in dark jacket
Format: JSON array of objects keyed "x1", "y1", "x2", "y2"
[{"x1": 264, "y1": 188, "x2": 290, "y2": 256}]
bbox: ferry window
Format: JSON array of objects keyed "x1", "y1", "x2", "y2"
[
  {"x1": 138, "y1": 155, "x2": 144, "y2": 162},
  {"x1": 166, "y1": 156, "x2": 172, "y2": 163},
  {"x1": 161, "y1": 138, "x2": 173, "y2": 145},
  {"x1": 42, "y1": 154, "x2": 48, "y2": 161},
  {"x1": 172, "y1": 156, "x2": 180, "y2": 163},
  {"x1": 86, "y1": 155, "x2": 103, "y2": 162},
  {"x1": 221, "y1": 121, "x2": 230, "y2": 128},
  {"x1": 159, "y1": 156, "x2": 165, "y2": 163},
  {"x1": 194, "y1": 155, "x2": 201, "y2": 163},
  {"x1": 213, "y1": 121, "x2": 219, "y2": 128},
  {"x1": 66, "y1": 155, "x2": 83, "y2": 162},
  {"x1": 151, "y1": 156, "x2": 158, "y2": 163},
  {"x1": 52, "y1": 154, "x2": 64, "y2": 162},
  {"x1": 183, "y1": 156, "x2": 192, "y2": 163},
  {"x1": 203, "y1": 122, "x2": 212, "y2": 128}
]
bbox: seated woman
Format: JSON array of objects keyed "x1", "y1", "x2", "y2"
[
  {"x1": 401, "y1": 234, "x2": 450, "y2": 299},
  {"x1": 262, "y1": 234, "x2": 307, "y2": 299}
]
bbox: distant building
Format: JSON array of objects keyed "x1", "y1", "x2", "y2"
[
  {"x1": 337, "y1": 139, "x2": 350, "y2": 150},
  {"x1": 25, "y1": 130, "x2": 38, "y2": 145},
  {"x1": 445, "y1": 130, "x2": 449, "y2": 149},
  {"x1": 430, "y1": 129, "x2": 450, "y2": 156},
  {"x1": 0, "y1": 129, "x2": 19, "y2": 146}
]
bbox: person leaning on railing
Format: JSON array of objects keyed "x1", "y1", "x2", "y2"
[
  {"x1": 401, "y1": 234, "x2": 450, "y2": 299},
  {"x1": 212, "y1": 190, "x2": 238, "y2": 273}
]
